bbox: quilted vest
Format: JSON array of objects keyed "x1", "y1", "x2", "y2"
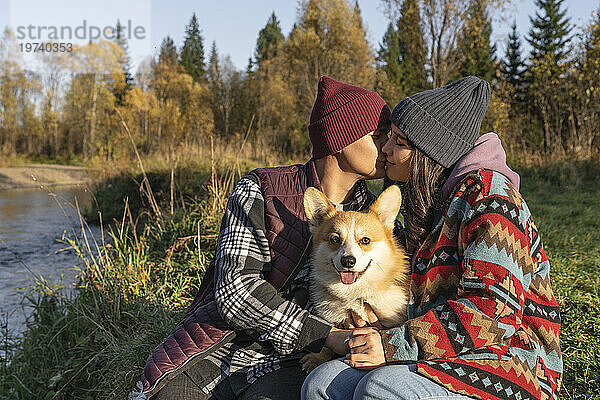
[{"x1": 141, "y1": 160, "x2": 320, "y2": 397}]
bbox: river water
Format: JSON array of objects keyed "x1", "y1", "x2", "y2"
[{"x1": 0, "y1": 186, "x2": 100, "y2": 338}]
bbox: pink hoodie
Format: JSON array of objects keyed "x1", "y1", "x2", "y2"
[{"x1": 440, "y1": 132, "x2": 520, "y2": 202}]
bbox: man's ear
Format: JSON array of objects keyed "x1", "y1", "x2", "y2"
[
  {"x1": 304, "y1": 187, "x2": 336, "y2": 230},
  {"x1": 370, "y1": 185, "x2": 402, "y2": 229}
]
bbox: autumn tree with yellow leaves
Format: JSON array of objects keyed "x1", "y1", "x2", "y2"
[{"x1": 252, "y1": 0, "x2": 375, "y2": 154}]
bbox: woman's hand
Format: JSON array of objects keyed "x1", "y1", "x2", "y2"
[
  {"x1": 341, "y1": 303, "x2": 385, "y2": 329},
  {"x1": 346, "y1": 327, "x2": 386, "y2": 369}
]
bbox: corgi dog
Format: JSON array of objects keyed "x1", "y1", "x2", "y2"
[{"x1": 300, "y1": 185, "x2": 410, "y2": 372}]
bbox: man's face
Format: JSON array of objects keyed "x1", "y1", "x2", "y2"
[{"x1": 337, "y1": 122, "x2": 389, "y2": 179}]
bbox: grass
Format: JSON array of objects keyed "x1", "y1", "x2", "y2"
[
  {"x1": 0, "y1": 156, "x2": 599, "y2": 399},
  {"x1": 516, "y1": 159, "x2": 600, "y2": 399}
]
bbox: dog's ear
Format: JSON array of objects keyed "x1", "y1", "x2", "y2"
[
  {"x1": 304, "y1": 187, "x2": 336, "y2": 229},
  {"x1": 370, "y1": 185, "x2": 402, "y2": 229}
]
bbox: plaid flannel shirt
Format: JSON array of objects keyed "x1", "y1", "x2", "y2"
[{"x1": 203, "y1": 175, "x2": 375, "y2": 396}]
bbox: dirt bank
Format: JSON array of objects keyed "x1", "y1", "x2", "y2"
[{"x1": 0, "y1": 164, "x2": 90, "y2": 190}]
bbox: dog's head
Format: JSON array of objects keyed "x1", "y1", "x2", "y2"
[{"x1": 303, "y1": 185, "x2": 405, "y2": 286}]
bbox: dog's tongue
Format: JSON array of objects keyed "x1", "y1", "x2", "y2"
[{"x1": 340, "y1": 271, "x2": 358, "y2": 285}]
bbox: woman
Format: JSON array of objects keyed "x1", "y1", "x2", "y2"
[{"x1": 301, "y1": 76, "x2": 562, "y2": 400}]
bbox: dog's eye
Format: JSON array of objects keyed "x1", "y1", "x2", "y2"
[
  {"x1": 329, "y1": 234, "x2": 340, "y2": 244},
  {"x1": 359, "y1": 237, "x2": 371, "y2": 245}
]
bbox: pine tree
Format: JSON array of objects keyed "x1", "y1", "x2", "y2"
[
  {"x1": 352, "y1": 1, "x2": 366, "y2": 37},
  {"x1": 527, "y1": 0, "x2": 573, "y2": 69},
  {"x1": 180, "y1": 13, "x2": 206, "y2": 83},
  {"x1": 584, "y1": 6, "x2": 600, "y2": 67},
  {"x1": 208, "y1": 42, "x2": 221, "y2": 89},
  {"x1": 456, "y1": 0, "x2": 497, "y2": 82},
  {"x1": 396, "y1": 0, "x2": 428, "y2": 94},
  {"x1": 230, "y1": 58, "x2": 257, "y2": 136},
  {"x1": 207, "y1": 41, "x2": 227, "y2": 135},
  {"x1": 255, "y1": 12, "x2": 284, "y2": 64},
  {"x1": 501, "y1": 21, "x2": 525, "y2": 89},
  {"x1": 376, "y1": 22, "x2": 402, "y2": 96},
  {"x1": 115, "y1": 20, "x2": 134, "y2": 87},
  {"x1": 246, "y1": 57, "x2": 254, "y2": 75},
  {"x1": 113, "y1": 20, "x2": 134, "y2": 105},
  {"x1": 159, "y1": 36, "x2": 178, "y2": 65},
  {"x1": 376, "y1": 0, "x2": 428, "y2": 103},
  {"x1": 574, "y1": 6, "x2": 600, "y2": 154},
  {"x1": 525, "y1": 0, "x2": 573, "y2": 152}
]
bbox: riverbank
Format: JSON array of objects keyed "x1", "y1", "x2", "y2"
[{"x1": 0, "y1": 164, "x2": 90, "y2": 190}]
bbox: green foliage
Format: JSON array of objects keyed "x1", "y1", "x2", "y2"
[
  {"x1": 111, "y1": 20, "x2": 134, "y2": 106},
  {"x1": 586, "y1": 7, "x2": 600, "y2": 63},
  {"x1": 376, "y1": 0, "x2": 428, "y2": 104},
  {"x1": 255, "y1": 12, "x2": 284, "y2": 64},
  {"x1": 3, "y1": 0, "x2": 600, "y2": 163},
  {"x1": 207, "y1": 41, "x2": 220, "y2": 91},
  {"x1": 85, "y1": 167, "x2": 210, "y2": 224},
  {"x1": 377, "y1": 23, "x2": 402, "y2": 82},
  {"x1": 527, "y1": 0, "x2": 573, "y2": 68},
  {"x1": 395, "y1": 0, "x2": 428, "y2": 94},
  {"x1": 524, "y1": 0, "x2": 574, "y2": 153},
  {"x1": 180, "y1": 13, "x2": 207, "y2": 84},
  {"x1": 456, "y1": 0, "x2": 497, "y2": 82},
  {"x1": 158, "y1": 36, "x2": 178, "y2": 66},
  {"x1": 516, "y1": 159, "x2": 600, "y2": 398},
  {"x1": 207, "y1": 41, "x2": 242, "y2": 136},
  {"x1": 114, "y1": 20, "x2": 134, "y2": 88},
  {"x1": 229, "y1": 63, "x2": 257, "y2": 137},
  {"x1": 376, "y1": 23, "x2": 402, "y2": 105},
  {"x1": 501, "y1": 21, "x2": 525, "y2": 90},
  {"x1": 0, "y1": 285, "x2": 182, "y2": 400}
]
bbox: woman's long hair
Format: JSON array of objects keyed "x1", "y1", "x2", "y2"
[{"x1": 386, "y1": 148, "x2": 451, "y2": 255}]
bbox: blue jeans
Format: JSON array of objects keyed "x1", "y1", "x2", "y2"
[{"x1": 301, "y1": 358, "x2": 475, "y2": 400}]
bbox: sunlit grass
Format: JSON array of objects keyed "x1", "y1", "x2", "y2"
[{"x1": 516, "y1": 159, "x2": 600, "y2": 399}]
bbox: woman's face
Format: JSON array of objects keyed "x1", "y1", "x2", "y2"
[{"x1": 382, "y1": 123, "x2": 413, "y2": 182}]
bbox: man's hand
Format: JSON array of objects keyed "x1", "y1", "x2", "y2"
[
  {"x1": 341, "y1": 303, "x2": 384, "y2": 329},
  {"x1": 324, "y1": 327, "x2": 352, "y2": 355},
  {"x1": 346, "y1": 327, "x2": 386, "y2": 369}
]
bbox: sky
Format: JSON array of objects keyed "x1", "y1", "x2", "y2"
[{"x1": 0, "y1": 0, "x2": 598, "y2": 74}]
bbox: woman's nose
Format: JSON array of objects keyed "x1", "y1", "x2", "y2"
[{"x1": 382, "y1": 136, "x2": 393, "y2": 155}]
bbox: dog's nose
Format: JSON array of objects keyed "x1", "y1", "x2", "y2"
[{"x1": 341, "y1": 255, "x2": 356, "y2": 269}]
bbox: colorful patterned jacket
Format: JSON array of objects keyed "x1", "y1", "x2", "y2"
[{"x1": 380, "y1": 133, "x2": 562, "y2": 400}]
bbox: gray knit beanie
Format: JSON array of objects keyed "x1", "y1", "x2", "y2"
[{"x1": 390, "y1": 76, "x2": 491, "y2": 168}]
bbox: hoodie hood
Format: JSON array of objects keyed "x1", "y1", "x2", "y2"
[{"x1": 440, "y1": 132, "x2": 520, "y2": 202}]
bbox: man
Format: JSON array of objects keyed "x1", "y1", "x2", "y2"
[{"x1": 135, "y1": 76, "x2": 391, "y2": 400}]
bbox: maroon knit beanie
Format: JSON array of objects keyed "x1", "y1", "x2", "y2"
[{"x1": 308, "y1": 76, "x2": 391, "y2": 159}]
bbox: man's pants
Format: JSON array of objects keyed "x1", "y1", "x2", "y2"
[{"x1": 153, "y1": 359, "x2": 306, "y2": 400}]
